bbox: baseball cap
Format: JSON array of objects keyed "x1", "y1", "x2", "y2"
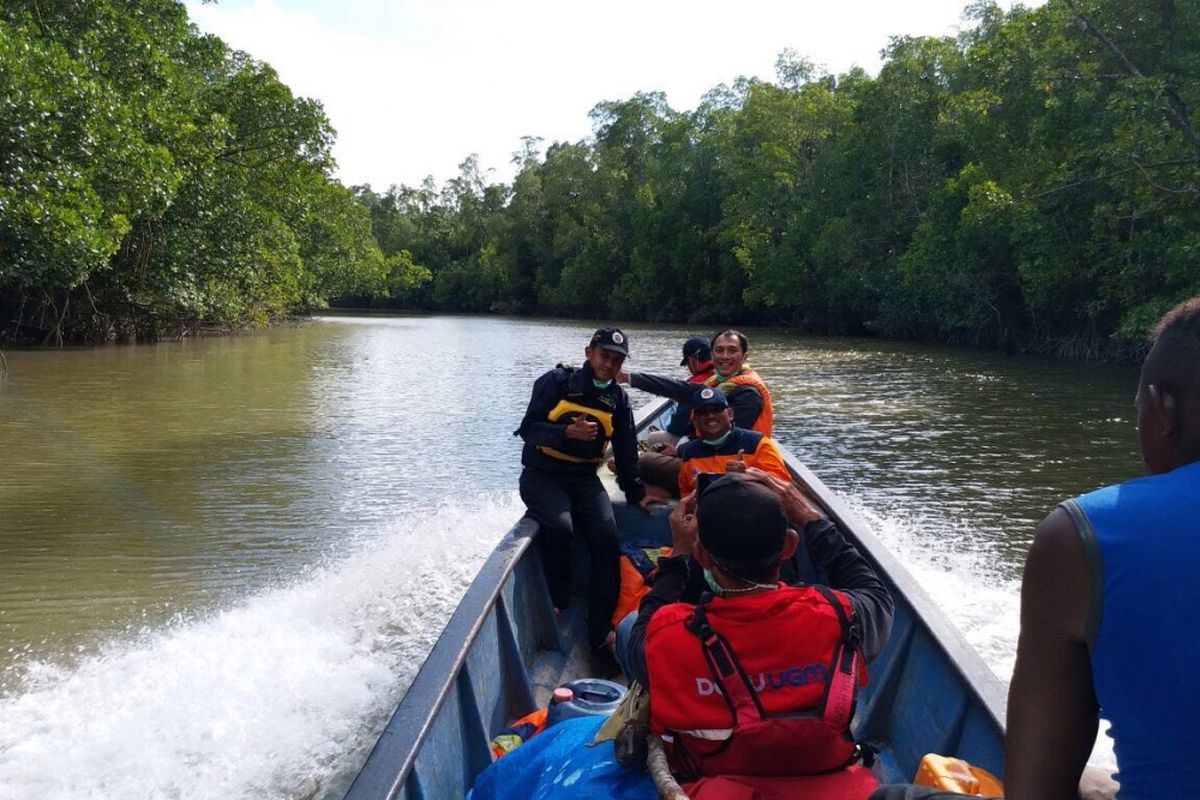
[
  {"x1": 680, "y1": 335, "x2": 711, "y2": 366},
  {"x1": 696, "y1": 474, "x2": 789, "y2": 562},
  {"x1": 692, "y1": 385, "x2": 728, "y2": 411},
  {"x1": 590, "y1": 328, "x2": 629, "y2": 357}
]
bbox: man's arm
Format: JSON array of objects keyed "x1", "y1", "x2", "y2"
[
  {"x1": 610, "y1": 394, "x2": 645, "y2": 504},
  {"x1": 677, "y1": 458, "x2": 695, "y2": 497},
  {"x1": 727, "y1": 385, "x2": 763, "y2": 431},
  {"x1": 514, "y1": 370, "x2": 567, "y2": 447},
  {"x1": 745, "y1": 468, "x2": 893, "y2": 660},
  {"x1": 628, "y1": 371, "x2": 696, "y2": 403},
  {"x1": 803, "y1": 517, "x2": 893, "y2": 660},
  {"x1": 1005, "y1": 507, "x2": 1100, "y2": 800}
]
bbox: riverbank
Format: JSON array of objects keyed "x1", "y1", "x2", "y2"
[
  {"x1": 3, "y1": 297, "x2": 1154, "y2": 365},
  {"x1": 330, "y1": 303, "x2": 1154, "y2": 363},
  {"x1": 0, "y1": 286, "x2": 317, "y2": 347}
]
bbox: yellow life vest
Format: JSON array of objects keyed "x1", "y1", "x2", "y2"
[{"x1": 537, "y1": 399, "x2": 615, "y2": 464}]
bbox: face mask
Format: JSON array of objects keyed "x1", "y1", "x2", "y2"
[
  {"x1": 702, "y1": 429, "x2": 732, "y2": 447},
  {"x1": 703, "y1": 568, "x2": 725, "y2": 597},
  {"x1": 704, "y1": 565, "x2": 780, "y2": 596},
  {"x1": 592, "y1": 378, "x2": 613, "y2": 389}
]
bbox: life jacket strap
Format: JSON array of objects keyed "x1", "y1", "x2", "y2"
[
  {"x1": 812, "y1": 585, "x2": 859, "y2": 731},
  {"x1": 536, "y1": 446, "x2": 604, "y2": 465},
  {"x1": 687, "y1": 600, "x2": 767, "y2": 727}
]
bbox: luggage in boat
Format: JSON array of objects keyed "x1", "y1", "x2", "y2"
[
  {"x1": 913, "y1": 753, "x2": 1004, "y2": 796},
  {"x1": 545, "y1": 678, "x2": 625, "y2": 727}
]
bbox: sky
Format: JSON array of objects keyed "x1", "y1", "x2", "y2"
[{"x1": 185, "y1": 0, "x2": 1026, "y2": 191}]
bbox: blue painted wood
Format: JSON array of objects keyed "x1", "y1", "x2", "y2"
[{"x1": 344, "y1": 398, "x2": 1008, "y2": 799}]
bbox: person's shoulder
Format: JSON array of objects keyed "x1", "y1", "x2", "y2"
[
  {"x1": 733, "y1": 428, "x2": 767, "y2": 448},
  {"x1": 677, "y1": 439, "x2": 706, "y2": 459},
  {"x1": 532, "y1": 365, "x2": 567, "y2": 388},
  {"x1": 1022, "y1": 505, "x2": 1092, "y2": 642},
  {"x1": 645, "y1": 600, "x2": 695, "y2": 634}
]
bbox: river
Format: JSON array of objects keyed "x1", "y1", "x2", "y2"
[{"x1": 0, "y1": 314, "x2": 1140, "y2": 799}]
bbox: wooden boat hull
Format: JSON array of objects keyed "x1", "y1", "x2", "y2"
[{"x1": 344, "y1": 399, "x2": 1006, "y2": 799}]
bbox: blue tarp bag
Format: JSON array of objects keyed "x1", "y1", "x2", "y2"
[{"x1": 469, "y1": 716, "x2": 656, "y2": 800}]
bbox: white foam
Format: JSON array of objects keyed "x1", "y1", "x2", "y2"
[
  {"x1": 845, "y1": 494, "x2": 1117, "y2": 770},
  {"x1": 0, "y1": 494, "x2": 522, "y2": 800}
]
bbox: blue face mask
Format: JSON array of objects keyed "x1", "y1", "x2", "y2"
[{"x1": 592, "y1": 378, "x2": 613, "y2": 389}]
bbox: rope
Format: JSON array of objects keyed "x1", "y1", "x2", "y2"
[{"x1": 647, "y1": 735, "x2": 689, "y2": 800}]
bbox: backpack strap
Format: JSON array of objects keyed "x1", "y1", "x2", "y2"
[
  {"x1": 685, "y1": 599, "x2": 766, "y2": 726},
  {"x1": 812, "y1": 585, "x2": 860, "y2": 731}
]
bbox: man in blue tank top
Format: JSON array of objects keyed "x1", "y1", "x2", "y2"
[{"x1": 1006, "y1": 296, "x2": 1200, "y2": 799}]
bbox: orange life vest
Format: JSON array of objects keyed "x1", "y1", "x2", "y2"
[
  {"x1": 676, "y1": 429, "x2": 790, "y2": 497},
  {"x1": 611, "y1": 544, "x2": 672, "y2": 628},
  {"x1": 646, "y1": 585, "x2": 867, "y2": 781},
  {"x1": 705, "y1": 368, "x2": 774, "y2": 436}
]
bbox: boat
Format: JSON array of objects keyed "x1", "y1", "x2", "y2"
[{"x1": 343, "y1": 398, "x2": 1007, "y2": 799}]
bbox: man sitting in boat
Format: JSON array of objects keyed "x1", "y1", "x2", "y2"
[
  {"x1": 676, "y1": 386, "x2": 791, "y2": 496},
  {"x1": 1005, "y1": 296, "x2": 1200, "y2": 800},
  {"x1": 624, "y1": 472, "x2": 894, "y2": 799},
  {"x1": 635, "y1": 335, "x2": 715, "y2": 498},
  {"x1": 619, "y1": 329, "x2": 774, "y2": 436},
  {"x1": 515, "y1": 328, "x2": 651, "y2": 656}
]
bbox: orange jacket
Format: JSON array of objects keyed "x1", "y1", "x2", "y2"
[{"x1": 677, "y1": 427, "x2": 790, "y2": 497}]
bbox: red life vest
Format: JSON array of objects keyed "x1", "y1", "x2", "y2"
[{"x1": 646, "y1": 585, "x2": 867, "y2": 783}]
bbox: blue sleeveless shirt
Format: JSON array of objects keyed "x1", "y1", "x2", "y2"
[{"x1": 1063, "y1": 459, "x2": 1200, "y2": 798}]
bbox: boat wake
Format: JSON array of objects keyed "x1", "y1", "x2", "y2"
[
  {"x1": 846, "y1": 494, "x2": 1117, "y2": 771},
  {"x1": 0, "y1": 494, "x2": 523, "y2": 800}
]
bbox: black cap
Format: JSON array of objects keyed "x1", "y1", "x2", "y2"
[
  {"x1": 696, "y1": 474, "x2": 788, "y2": 562},
  {"x1": 590, "y1": 328, "x2": 629, "y2": 357},
  {"x1": 692, "y1": 385, "x2": 729, "y2": 411},
  {"x1": 680, "y1": 335, "x2": 711, "y2": 366}
]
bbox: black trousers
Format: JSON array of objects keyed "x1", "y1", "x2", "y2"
[{"x1": 519, "y1": 467, "x2": 620, "y2": 649}]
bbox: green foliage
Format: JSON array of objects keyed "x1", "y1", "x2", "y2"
[
  {"x1": 0, "y1": 0, "x2": 385, "y2": 341},
  {"x1": 9, "y1": 0, "x2": 1195, "y2": 356},
  {"x1": 358, "y1": 0, "x2": 1197, "y2": 358}
]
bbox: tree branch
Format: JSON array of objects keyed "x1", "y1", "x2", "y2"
[{"x1": 1063, "y1": 0, "x2": 1200, "y2": 158}]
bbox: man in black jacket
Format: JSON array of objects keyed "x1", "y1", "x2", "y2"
[{"x1": 516, "y1": 328, "x2": 649, "y2": 650}]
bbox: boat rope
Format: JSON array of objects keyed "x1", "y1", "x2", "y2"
[{"x1": 647, "y1": 735, "x2": 689, "y2": 800}]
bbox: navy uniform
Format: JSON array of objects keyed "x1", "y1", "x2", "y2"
[{"x1": 515, "y1": 328, "x2": 645, "y2": 649}]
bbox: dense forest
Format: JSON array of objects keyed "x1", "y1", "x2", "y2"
[
  {"x1": 351, "y1": 0, "x2": 1199, "y2": 358},
  {"x1": 0, "y1": 0, "x2": 422, "y2": 343},
  {"x1": 2, "y1": 1, "x2": 1198, "y2": 357}
]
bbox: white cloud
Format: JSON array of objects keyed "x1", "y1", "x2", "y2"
[{"x1": 186, "y1": 0, "x2": 1031, "y2": 190}]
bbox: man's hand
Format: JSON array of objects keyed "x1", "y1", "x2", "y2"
[
  {"x1": 564, "y1": 413, "x2": 599, "y2": 441},
  {"x1": 724, "y1": 449, "x2": 747, "y2": 473},
  {"x1": 616, "y1": 369, "x2": 630, "y2": 384},
  {"x1": 605, "y1": 457, "x2": 617, "y2": 474},
  {"x1": 668, "y1": 492, "x2": 699, "y2": 555},
  {"x1": 743, "y1": 467, "x2": 822, "y2": 526},
  {"x1": 638, "y1": 494, "x2": 668, "y2": 513}
]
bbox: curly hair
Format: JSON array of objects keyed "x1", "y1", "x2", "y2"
[{"x1": 1143, "y1": 296, "x2": 1200, "y2": 410}]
